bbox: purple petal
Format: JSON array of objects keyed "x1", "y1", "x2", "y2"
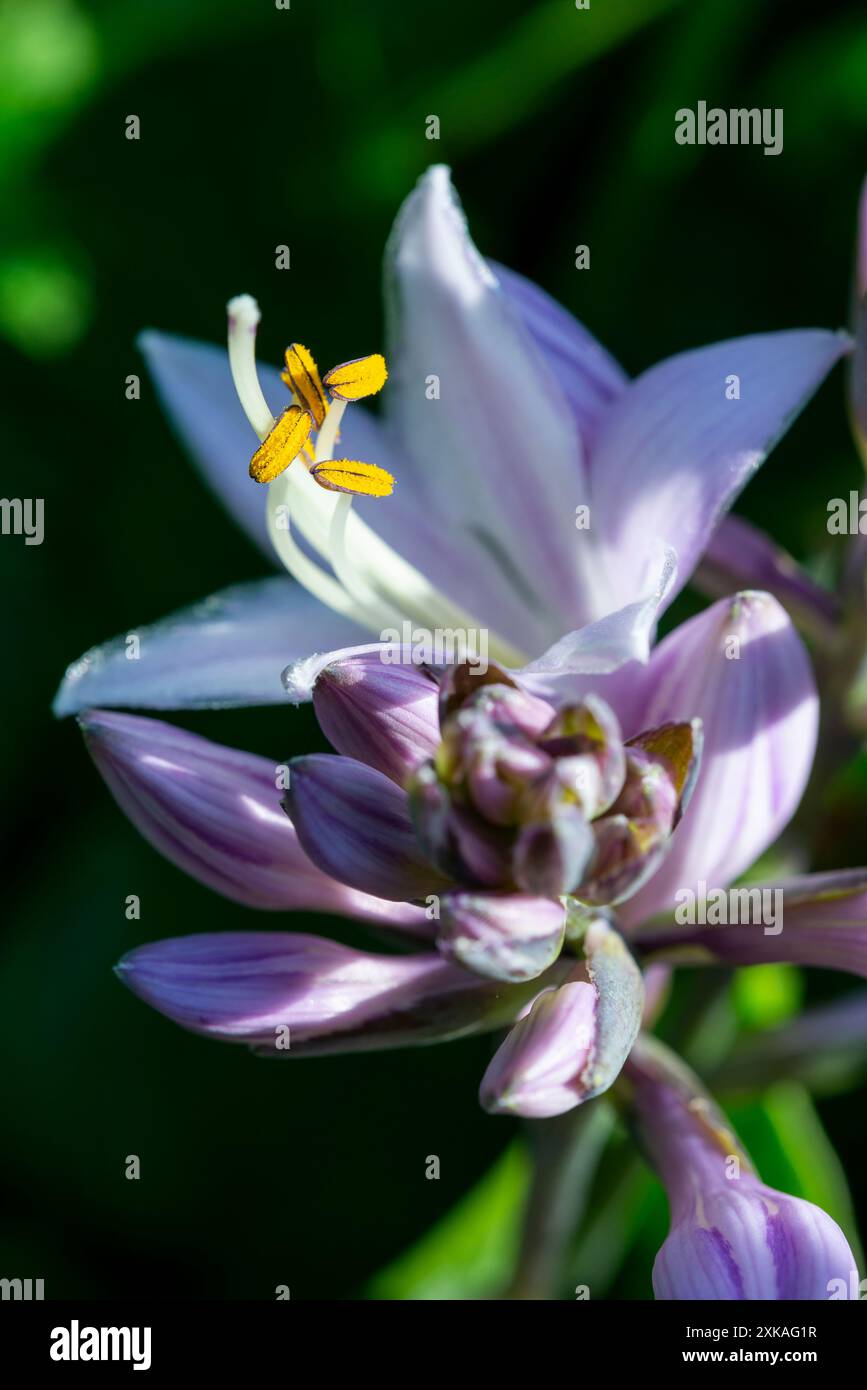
[
  {"x1": 588, "y1": 329, "x2": 851, "y2": 619},
  {"x1": 490, "y1": 260, "x2": 628, "y2": 452},
  {"x1": 695, "y1": 513, "x2": 840, "y2": 645},
  {"x1": 616, "y1": 592, "x2": 818, "y2": 927},
  {"x1": 312, "y1": 651, "x2": 440, "y2": 783},
  {"x1": 437, "y1": 892, "x2": 566, "y2": 982},
  {"x1": 384, "y1": 165, "x2": 588, "y2": 650},
  {"x1": 116, "y1": 931, "x2": 572, "y2": 1054},
  {"x1": 853, "y1": 180, "x2": 867, "y2": 461},
  {"x1": 80, "y1": 710, "x2": 426, "y2": 931},
  {"x1": 53, "y1": 578, "x2": 367, "y2": 716},
  {"x1": 654, "y1": 1189, "x2": 858, "y2": 1300},
  {"x1": 480, "y1": 979, "x2": 597, "y2": 1118},
  {"x1": 627, "y1": 1039, "x2": 857, "y2": 1300},
  {"x1": 517, "y1": 548, "x2": 677, "y2": 699},
  {"x1": 851, "y1": 297, "x2": 867, "y2": 465},
  {"x1": 512, "y1": 807, "x2": 595, "y2": 897},
  {"x1": 480, "y1": 916, "x2": 643, "y2": 1117},
  {"x1": 634, "y1": 868, "x2": 867, "y2": 979},
  {"x1": 284, "y1": 754, "x2": 451, "y2": 901}
]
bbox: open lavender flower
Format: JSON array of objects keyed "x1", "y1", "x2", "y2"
[
  {"x1": 81, "y1": 578, "x2": 867, "y2": 1298},
  {"x1": 78, "y1": 608, "x2": 867, "y2": 1301},
  {"x1": 53, "y1": 164, "x2": 849, "y2": 715},
  {"x1": 55, "y1": 165, "x2": 866, "y2": 1301}
]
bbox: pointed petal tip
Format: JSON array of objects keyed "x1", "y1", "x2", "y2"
[{"x1": 136, "y1": 327, "x2": 161, "y2": 353}]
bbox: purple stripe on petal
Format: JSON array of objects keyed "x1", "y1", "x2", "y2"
[
  {"x1": 634, "y1": 868, "x2": 867, "y2": 979},
  {"x1": 284, "y1": 753, "x2": 451, "y2": 901},
  {"x1": 616, "y1": 592, "x2": 818, "y2": 927},
  {"x1": 588, "y1": 329, "x2": 851, "y2": 620},
  {"x1": 80, "y1": 710, "x2": 428, "y2": 931},
  {"x1": 437, "y1": 892, "x2": 566, "y2": 982},
  {"x1": 628, "y1": 1038, "x2": 858, "y2": 1301},
  {"x1": 490, "y1": 260, "x2": 628, "y2": 452},
  {"x1": 384, "y1": 165, "x2": 589, "y2": 649},
  {"x1": 116, "y1": 931, "x2": 572, "y2": 1054},
  {"x1": 312, "y1": 651, "x2": 440, "y2": 782}
]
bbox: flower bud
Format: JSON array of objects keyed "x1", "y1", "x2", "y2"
[
  {"x1": 437, "y1": 892, "x2": 566, "y2": 982},
  {"x1": 480, "y1": 916, "x2": 643, "y2": 1116}
]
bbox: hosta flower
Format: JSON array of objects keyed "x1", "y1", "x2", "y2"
[
  {"x1": 55, "y1": 164, "x2": 864, "y2": 1302},
  {"x1": 89, "y1": 587, "x2": 866, "y2": 1299},
  {"x1": 88, "y1": 584, "x2": 820, "y2": 1083},
  {"x1": 626, "y1": 1037, "x2": 857, "y2": 1301},
  {"x1": 53, "y1": 164, "x2": 848, "y2": 715}
]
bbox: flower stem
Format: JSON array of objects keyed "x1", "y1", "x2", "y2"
[{"x1": 505, "y1": 1101, "x2": 614, "y2": 1300}]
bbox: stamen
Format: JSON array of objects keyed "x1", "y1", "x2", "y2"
[
  {"x1": 323, "y1": 354, "x2": 388, "y2": 401},
  {"x1": 282, "y1": 343, "x2": 328, "y2": 429},
  {"x1": 310, "y1": 459, "x2": 395, "y2": 497},
  {"x1": 249, "y1": 405, "x2": 312, "y2": 483},
  {"x1": 225, "y1": 295, "x2": 530, "y2": 666},
  {"x1": 326, "y1": 493, "x2": 406, "y2": 630},
  {"x1": 266, "y1": 474, "x2": 361, "y2": 620},
  {"x1": 314, "y1": 398, "x2": 346, "y2": 463}
]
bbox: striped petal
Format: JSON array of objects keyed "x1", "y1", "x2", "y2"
[
  {"x1": 634, "y1": 868, "x2": 867, "y2": 979},
  {"x1": 480, "y1": 916, "x2": 643, "y2": 1117},
  {"x1": 627, "y1": 1038, "x2": 858, "y2": 1301},
  {"x1": 385, "y1": 164, "x2": 587, "y2": 652},
  {"x1": 116, "y1": 931, "x2": 571, "y2": 1055},
  {"x1": 588, "y1": 329, "x2": 850, "y2": 620},
  {"x1": 284, "y1": 753, "x2": 451, "y2": 901},
  {"x1": 491, "y1": 259, "x2": 628, "y2": 452},
  {"x1": 80, "y1": 709, "x2": 426, "y2": 931},
  {"x1": 615, "y1": 592, "x2": 818, "y2": 927},
  {"x1": 437, "y1": 892, "x2": 566, "y2": 983},
  {"x1": 312, "y1": 650, "x2": 440, "y2": 783}
]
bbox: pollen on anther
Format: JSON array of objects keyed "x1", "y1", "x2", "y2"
[
  {"x1": 310, "y1": 458, "x2": 395, "y2": 498},
  {"x1": 249, "y1": 405, "x2": 313, "y2": 484},
  {"x1": 282, "y1": 344, "x2": 329, "y2": 429},
  {"x1": 323, "y1": 354, "x2": 388, "y2": 402}
]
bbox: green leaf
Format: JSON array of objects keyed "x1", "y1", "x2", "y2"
[
  {"x1": 366, "y1": 1142, "x2": 529, "y2": 1300},
  {"x1": 732, "y1": 964, "x2": 804, "y2": 1030},
  {"x1": 346, "y1": 0, "x2": 687, "y2": 199}
]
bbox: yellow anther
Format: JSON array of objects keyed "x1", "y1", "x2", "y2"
[
  {"x1": 282, "y1": 343, "x2": 328, "y2": 429},
  {"x1": 310, "y1": 458, "x2": 395, "y2": 498},
  {"x1": 249, "y1": 405, "x2": 312, "y2": 484},
  {"x1": 323, "y1": 354, "x2": 388, "y2": 402}
]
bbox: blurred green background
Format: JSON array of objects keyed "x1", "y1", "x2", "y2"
[{"x1": 4, "y1": 0, "x2": 867, "y2": 1299}]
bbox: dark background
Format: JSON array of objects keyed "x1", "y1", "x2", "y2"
[{"x1": 3, "y1": 0, "x2": 867, "y2": 1298}]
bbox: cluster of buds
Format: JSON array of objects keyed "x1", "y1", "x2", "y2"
[{"x1": 407, "y1": 662, "x2": 702, "y2": 909}]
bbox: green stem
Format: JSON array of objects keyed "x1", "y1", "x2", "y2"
[{"x1": 505, "y1": 1101, "x2": 614, "y2": 1300}]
